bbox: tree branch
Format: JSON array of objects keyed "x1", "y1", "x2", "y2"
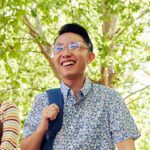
[
  {"x1": 123, "y1": 85, "x2": 150, "y2": 100},
  {"x1": 100, "y1": 0, "x2": 118, "y2": 87},
  {"x1": 136, "y1": 9, "x2": 149, "y2": 20},
  {"x1": 110, "y1": 8, "x2": 150, "y2": 47},
  {"x1": 35, "y1": 16, "x2": 43, "y2": 35},
  {"x1": 23, "y1": 15, "x2": 61, "y2": 81},
  {"x1": 126, "y1": 95, "x2": 148, "y2": 105},
  {"x1": 0, "y1": 87, "x2": 42, "y2": 93}
]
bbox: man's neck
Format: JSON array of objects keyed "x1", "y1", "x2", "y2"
[{"x1": 63, "y1": 76, "x2": 86, "y2": 100}]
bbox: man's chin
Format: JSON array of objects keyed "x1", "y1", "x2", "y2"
[
  {"x1": 61, "y1": 74, "x2": 79, "y2": 80},
  {"x1": 60, "y1": 73, "x2": 85, "y2": 80},
  {"x1": 62, "y1": 75, "x2": 77, "y2": 79}
]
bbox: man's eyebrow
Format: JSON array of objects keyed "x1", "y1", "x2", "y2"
[{"x1": 54, "y1": 42, "x2": 64, "y2": 45}]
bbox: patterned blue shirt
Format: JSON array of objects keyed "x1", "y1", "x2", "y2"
[{"x1": 23, "y1": 78, "x2": 140, "y2": 150}]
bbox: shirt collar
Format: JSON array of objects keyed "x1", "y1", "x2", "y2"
[
  {"x1": 60, "y1": 81, "x2": 71, "y2": 100},
  {"x1": 60, "y1": 78, "x2": 93, "y2": 99},
  {"x1": 80, "y1": 78, "x2": 93, "y2": 97}
]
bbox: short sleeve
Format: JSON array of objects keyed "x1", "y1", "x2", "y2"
[
  {"x1": 109, "y1": 92, "x2": 141, "y2": 144},
  {"x1": 23, "y1": 92, "x2": 48, "y2": 138}
]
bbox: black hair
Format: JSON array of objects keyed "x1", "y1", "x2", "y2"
[{"x1": 55, "y1": 23, "x2": 93, "y2": 52}]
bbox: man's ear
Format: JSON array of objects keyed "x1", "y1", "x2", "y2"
[{"x1": 87, "y1": 52, "x2": 95, "y2": 64}]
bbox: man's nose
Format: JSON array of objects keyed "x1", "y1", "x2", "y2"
[{"x1": 62, "y1": 47, "x2": 71, "y2": 58}]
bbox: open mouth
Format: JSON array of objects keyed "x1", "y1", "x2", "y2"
[{"x1": 61, "y1": 60, "x2": 76, "y2": 66}]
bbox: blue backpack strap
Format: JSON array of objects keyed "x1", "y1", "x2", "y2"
[{"x1": 41, "y1": 88, "x2": 64, "y2": 150}]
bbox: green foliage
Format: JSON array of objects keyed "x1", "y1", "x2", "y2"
[{"x1": 0, "y1": 0, "x2": 150, "y2": 149}]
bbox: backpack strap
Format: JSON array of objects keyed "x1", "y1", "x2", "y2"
[{"x1": 41, "y1": 88, "x2": 64, "y2": 150}]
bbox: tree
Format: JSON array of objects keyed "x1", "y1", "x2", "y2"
[{"x1": 0, "y1": 0, "x2": 150, "y2": 149}]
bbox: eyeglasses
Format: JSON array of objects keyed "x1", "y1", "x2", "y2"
[{"x1": 51, "y1": 42, "x2": 89, "y2": 57}]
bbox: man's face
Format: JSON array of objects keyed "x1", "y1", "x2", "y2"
[{"x1": 52, "y1": 32, "x2": 95, "y2": 80}]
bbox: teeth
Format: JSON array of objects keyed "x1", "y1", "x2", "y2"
[{"x1": 62, "y1": 61, "x2": 75, "y2": 66}]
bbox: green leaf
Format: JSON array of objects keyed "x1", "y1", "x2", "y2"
[{"x1": 31, "y1": 9, "x2": 37, "y2": 17}]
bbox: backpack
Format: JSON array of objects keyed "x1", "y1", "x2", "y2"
[{"x1": 41, "y1": 88, "x2": 64, "y2": 150}]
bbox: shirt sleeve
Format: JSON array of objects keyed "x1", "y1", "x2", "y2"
[
  {"x1": 23, "y1": 92, "x2": 48, "y2": 138},
  {"x1": 0, "y1": 103, "x2": 21, "y2": 150},
  {"x1": 109, "y1": 91, "x2": 141, "y2": 144}
]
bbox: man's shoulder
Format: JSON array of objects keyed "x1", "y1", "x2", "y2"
[
  {"x1": 92, "y1": 82, "x2": 122, "y2": 101},
  {"x1": 33, "y1": 91, "x2": 49, "y2": 106},
  {"x1": 92, "y1": 82, "x2": 118, "y2": 95},
  {"x1": 35, "y1": 91, "x2": 47, "y2": 99},
  {"x1": 91, "y1": 83, "x2": 123, "y2": 107}
]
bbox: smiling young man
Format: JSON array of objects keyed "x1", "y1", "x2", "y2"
[{"x1": 21, "y1": 23, "x2": 140, "y2": 150}]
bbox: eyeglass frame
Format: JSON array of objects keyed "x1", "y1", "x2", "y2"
[{"x1": 51, "y1": 41, "x2": 90, "y2": 57}]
